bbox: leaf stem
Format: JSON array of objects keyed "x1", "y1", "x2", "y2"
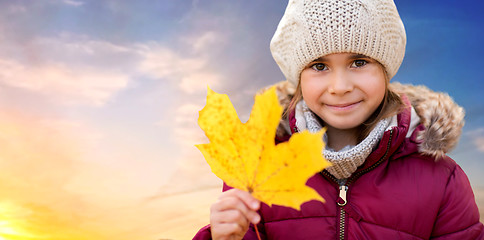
[{"x1": 254, "y1": 223, "x2": 262, "y2": 240}]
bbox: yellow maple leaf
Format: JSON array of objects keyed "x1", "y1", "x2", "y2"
[{"x1": 196, "y1": 86, "x2": 330, "y2": 210}]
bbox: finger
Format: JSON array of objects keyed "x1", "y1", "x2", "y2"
[
  {"x1": 211, "y1": 195, "x2": 261, "y2": 224},
  {"x1": 226, "y1": 189, "x2": 261, "y2": 224},
  {"x1": 231, "y1": 189, "x2": 261, "y2": 211},
  {"x1": 211, "y1": 196, "x2": 250, "y2": 221},
  {"x1": 212, "y1": 209, "x2": 250, "y2": 231},
  {"x1": 210, "y1": 222, "x2": 245, "y2": 240},
  {"x1": 220, "y1": 189, "x2": 260, "y2": 211}
]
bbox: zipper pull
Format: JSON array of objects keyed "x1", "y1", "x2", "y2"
[{"x1": 337, "y1": 185, "x2": 348, "y2": 206}]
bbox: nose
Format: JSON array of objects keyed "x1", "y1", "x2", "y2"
[{"x1": 328, "y1": 70, "x2": 353, "y2": 95}]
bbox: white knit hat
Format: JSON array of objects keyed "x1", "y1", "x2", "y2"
[{"x1": 270, "y1": 0, "x2": 407, "y2": 86}]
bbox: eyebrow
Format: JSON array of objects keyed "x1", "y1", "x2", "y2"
[
  {"x1": 349, "y1": 54, "x2": 370, "y2": 59},
  {"x1": 311, "y1": 54, "x2": 371, "y2": 62}
]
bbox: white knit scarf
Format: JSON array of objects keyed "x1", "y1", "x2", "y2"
[{"x1": 295, "y1": 101, "x2": 390, "y2": 179}]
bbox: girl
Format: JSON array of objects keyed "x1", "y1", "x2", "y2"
[{"x1": 194, "y1": 0, "x2": 483, "y2": 239}]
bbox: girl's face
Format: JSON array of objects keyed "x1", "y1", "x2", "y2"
[{"x1": 300, "y1": 53, "x2": 386, "y2": 131}]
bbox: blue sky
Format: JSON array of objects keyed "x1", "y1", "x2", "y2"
[{"x1": 0, "y1": 0, "x2": 482, "y2": 239}]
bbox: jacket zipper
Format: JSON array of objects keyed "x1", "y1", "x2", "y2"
[
  {"x1": 339, "y1": 208, "x2": 346, "y2": 240},
  {"x1": 338, "y1": 185, "x2": 348, "y2": 240},
  {"x1": 322, "y1": 129, "x2": 394, "y2": 240}
]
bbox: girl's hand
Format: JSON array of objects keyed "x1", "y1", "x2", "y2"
[{"x1": 210, "y1": 188, "x2": 261, "y2": 240}]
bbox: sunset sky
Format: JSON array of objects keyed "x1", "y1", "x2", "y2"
[{"x1": 0, "y1": 0, "x2": 483, "y2": 239}]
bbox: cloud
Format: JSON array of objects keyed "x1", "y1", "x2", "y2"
[
  {"x1": 0, "y1": 58, "x2": 129, "y2": 106},
  {"x1": 0, "y1": 31, "x2": 217, "y2": 106},
  {"x1": 475, "y1": 138, "x2": 484, "y2": 152},
  {"x1": 137, "y1": 46, "x2": 203, "y2": 79},
  {"x1": 179, "y1": 72, "x2": 221, "y2": 94},
  {"x1": 137, "y1": 30, "x2": 226, "y2": 93},
  {"x1": 172, "y1": 103, "x2": 206, "y2": 146},
  {"x1": 153, "y1": 102, "x2": 221, "y2": 199},
  {"x1": 6, "y1": 4, "x2": 27, "y2": 14},
  {"x1": 182, "y1": 31, "x2": 225, "y2": 54},
  {"x1": 0, "y1": 26, "x2": 227, "y2": 105},
  {"x1": 0, "y1": 34, "x2": 137, "y2": 106},
  {"x1": 137, "y1": 42, "x2": 222, "y2": 94},
  {"x1": 141, "y1": 31, "x2": 227, "y2": 155},
  {"x1": 468, "y1": 128, "x2": 484, "y2": 152},
  {"x1": 62, "y1": 0, "x2": 84, "y2": 7},
  {"x1": 191, "y1": 0, "x2": 200, "y2": 8},
  {"x1": 154, "y1": 100, "x2": 221, "y2": 198}
]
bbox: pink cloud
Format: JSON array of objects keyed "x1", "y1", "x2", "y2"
[
  {"x1": 467, "y1": 128, "x2": 484, "y2": 153},
  {"x1": 0, "y1": 58, "x2": 129, "y2": 106}
]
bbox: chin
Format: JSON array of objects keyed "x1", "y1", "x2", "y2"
[{"x1": 325, "y1": 121, "x2": 362, "y2": 130}]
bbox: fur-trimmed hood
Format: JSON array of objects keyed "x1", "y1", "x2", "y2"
[{"x1": 259, "y1": 81, "x2": 465, "y2": 159}]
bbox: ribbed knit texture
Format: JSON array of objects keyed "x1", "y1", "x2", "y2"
[
  {"x1": 270, "y1": 0, "x2": 406, "y2": 86},
  {"x1": 295, "y1": 101, "x2": 389, "y2": 179}
]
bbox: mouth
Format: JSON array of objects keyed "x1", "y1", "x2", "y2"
[{"x1": 325, "y1": 101, "x2": 362, "y2": 110}]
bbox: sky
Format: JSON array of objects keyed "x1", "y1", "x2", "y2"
[{"x1": 0, "y1": 0, "x2": 483, "y2": 239}]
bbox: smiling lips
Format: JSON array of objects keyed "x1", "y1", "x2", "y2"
[{"x1": 325, "y1": 101, "x2": 362, "y2": 111}]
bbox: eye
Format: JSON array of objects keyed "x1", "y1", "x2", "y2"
[
  {"x1": 352, "y1": 59, "x2": 368, "y2": 68},
  {"x1": 310, "y1": 63, "x2": 327, "y2": 71}
]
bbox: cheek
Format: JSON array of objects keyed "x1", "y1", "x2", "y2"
[
  {"x1": 369, "y1": 79, "x2": 386, "y2": 99},
  {"x1": 300, "y1": 72, "x2": 324, "y2": 98},
  {"x1": 300, "y1": 82, "x2": 320, "y2": 102},
  {"x1": 367, "y1": 81, "x2": 385, "y2": 96},
  {"x1": 359, "y1": 69, "x2": 386, "y2": 99}
]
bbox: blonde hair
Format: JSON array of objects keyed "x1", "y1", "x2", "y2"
[{"x1": 283, "y1": 62, "x2": 404, "y2": 142}]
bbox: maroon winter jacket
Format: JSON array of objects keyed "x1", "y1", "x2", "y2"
[{"x1": 193, "y1": 82, "x2": 484, "y2": 239}]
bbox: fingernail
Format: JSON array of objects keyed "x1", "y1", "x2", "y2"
[
  {"x1": 251, "y1": 201, "x2": 260, "y2": 209},
  {"x1": 253, "y1": 214, "x2": 260, "y2": 224}
]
